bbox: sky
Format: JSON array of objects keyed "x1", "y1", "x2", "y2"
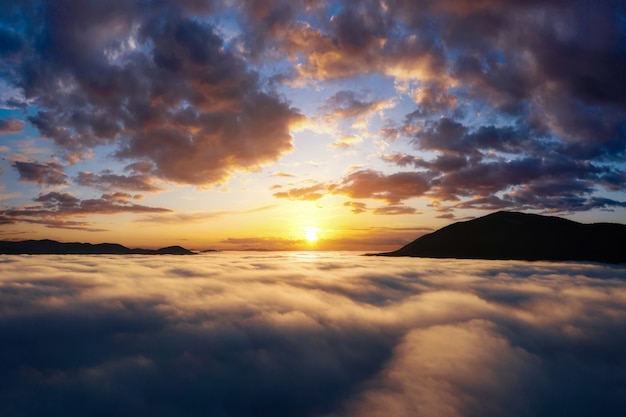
[
  {"x1": 2, "y1": 253, "x2": 626, "y2": 416},
  {"x1": 0, "y1": 0, "x2": 625, "y2": 250}
]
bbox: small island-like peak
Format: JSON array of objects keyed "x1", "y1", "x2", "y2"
[{"x1": 375, "y1": 211, "x2": 626, "y2": 264}]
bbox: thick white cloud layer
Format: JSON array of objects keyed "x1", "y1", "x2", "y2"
[{"x1": 1, "y1": 253, "x2": 625, "y2": 416}]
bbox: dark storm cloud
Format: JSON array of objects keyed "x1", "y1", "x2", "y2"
[
  {"x1": 401, "y1": 0, "x2": 626, "y2": 117},
  {"x1": 410, "y1": 118, "x2": 549, "y2": 157},
  {"x1": 428, "y1": 156, "x2": 617, "y2": 200},
  {"x1": 1, "y1": 255, "x2": 626, "y2": 416},
  {"x1": 11, "y1": 160, "x2": 68, "y2": 185},
  {"x1": 380, "y1": 116, "x2": 625, "y2": 210},
  {"x1": 501, "y1": 187, "x2": 626, "y2": 213},
  {"x1": 0, "y1": 118, "x2": 24, "y2": 134},
  {"x1": 451, "y1": 191, "x2": 626, "y2": 216},
  {"x1": 2, "y1": 0, "x2": 302, "y2": 184},
  {"x1": 388, "y1": 0, "x2": 624, "y2": 211},
  {"x1": 0, "y1": 25, "x2": 23, "y2": 57},
  {"x1": 1, "y1": 191, "x2": 171, "y2": 230}
]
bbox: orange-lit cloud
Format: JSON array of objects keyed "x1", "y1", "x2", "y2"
[
  {"x1": 272, "y1": 183, "x2": 328, "y2": 201},
  {"x1": 274, "y1": 168, "x2": 430, "y2": 206},
  {"x1": 3, "y1": 1, "x2": 304, "y2": 187},
  {"x1": 0, "y1": 117, "x2": 25, "y2": 134},
  {"x1": 373, "y1": 205, "x2": 418, "y2": 215},
  {"x1": 344, "y1": 201, "x2": 368, "y2": 214}
]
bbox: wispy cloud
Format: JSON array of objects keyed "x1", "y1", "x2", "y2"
[
  {"x1": 11, "y1": 160, "x2": 68, "y2": 186},
  {"x1": 0, "y1": 118, "x2": 25, "y2": 134},
  {"x1": 1, "y1": 191, "x2": 171, "y2": 230},
  {"x1": 75, "y1": 169, "x2": 163, "y2": 193},
  {"x1": 134, "y1": 204, "x2": 280, "y2": 224}
]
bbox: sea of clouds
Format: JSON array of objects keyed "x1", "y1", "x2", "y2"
[{"x1": 1, "y1": 252, "x2": 625, "y2": 417}]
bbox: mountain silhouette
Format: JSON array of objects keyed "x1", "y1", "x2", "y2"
[
  {"x1": 377, "y1": 211, "x2": 626, "y2": 263},
  {"x1": 0, "y1": 239, "x2": 195, "y2": 255}
]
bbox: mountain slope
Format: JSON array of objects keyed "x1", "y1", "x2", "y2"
[
  {"x1": 379, "y1": 211, "x2": 626, "y2": 263},
  {"x1": 0, "y1": 240, "x2": 195, "y2": 255}
]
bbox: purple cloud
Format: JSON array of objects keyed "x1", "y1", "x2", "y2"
[{"x1": 12, "y1": 160, "x2": 68, "y2": 186}]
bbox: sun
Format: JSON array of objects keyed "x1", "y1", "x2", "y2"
[{"x1": 304, "y1": 227, "x2": 319, "y2": 243}]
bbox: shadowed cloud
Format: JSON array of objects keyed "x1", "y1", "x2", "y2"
[
  {"x1": 75, "y1": 170, "x2": 162, "y2": 192},
  {"x1": 237, "y1": 0, "x2": 625, "y2": 214},
  {"x1": 0, "y1": 118, "x2": 25, "y2": 134},
  {"x1": 11, "y1": 160, "x2": 68, "y2": 186},
  {"x1": 1, "y1": 191, "x2": 171, "y2": 230},
  {"x1": 3, "y1": 0, "x2": 303, "y2": 184},
  {"x1": 0, "y1": 0, "x2": 623, "y2": 219}
]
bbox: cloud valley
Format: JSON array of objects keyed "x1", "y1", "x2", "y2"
[{"x1": 1, "y1": 253, "x2": 625, "y2": 416}]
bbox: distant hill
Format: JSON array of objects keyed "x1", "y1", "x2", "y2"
[
  {"x1": 0, "y1": 239, "x2": 195, "y2": 255},
  {"x1": 376, "y1": 211, "x2": 626, "y2": 263}
]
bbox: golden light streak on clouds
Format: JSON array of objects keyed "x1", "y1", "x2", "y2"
[
  {"x1": 331, "y1": 134, "x2": 363, "y2": 149},
  {"x1": 338, "y1": 320, "x2": 534, "y2": 417}
]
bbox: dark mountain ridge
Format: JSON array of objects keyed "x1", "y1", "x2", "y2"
[
  {"x1": 0, "y1": 239, "x2": 195, "y2": 255},
  {"x1": 377, "y1": 211, "x2": 626, "y2": 263}
]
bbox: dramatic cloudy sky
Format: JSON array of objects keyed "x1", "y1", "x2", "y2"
[
  {"x1": 0, "y1": 0, "x2": 625, "y2": 249},
  {"x1": 1, "y1": 253, "x2": 626, "y2": 416}
]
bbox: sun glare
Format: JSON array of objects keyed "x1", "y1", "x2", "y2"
[{"x1": 304, "y1": 227, "x2": 319, "y2": 243}]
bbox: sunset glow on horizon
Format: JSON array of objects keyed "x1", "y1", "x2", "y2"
[
  {"x1": 304, "y1": 226, "x2": 320, "y2": 243},
  {"x1": 0, "y1": 1, "x2": 624, "y2": 250}
]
